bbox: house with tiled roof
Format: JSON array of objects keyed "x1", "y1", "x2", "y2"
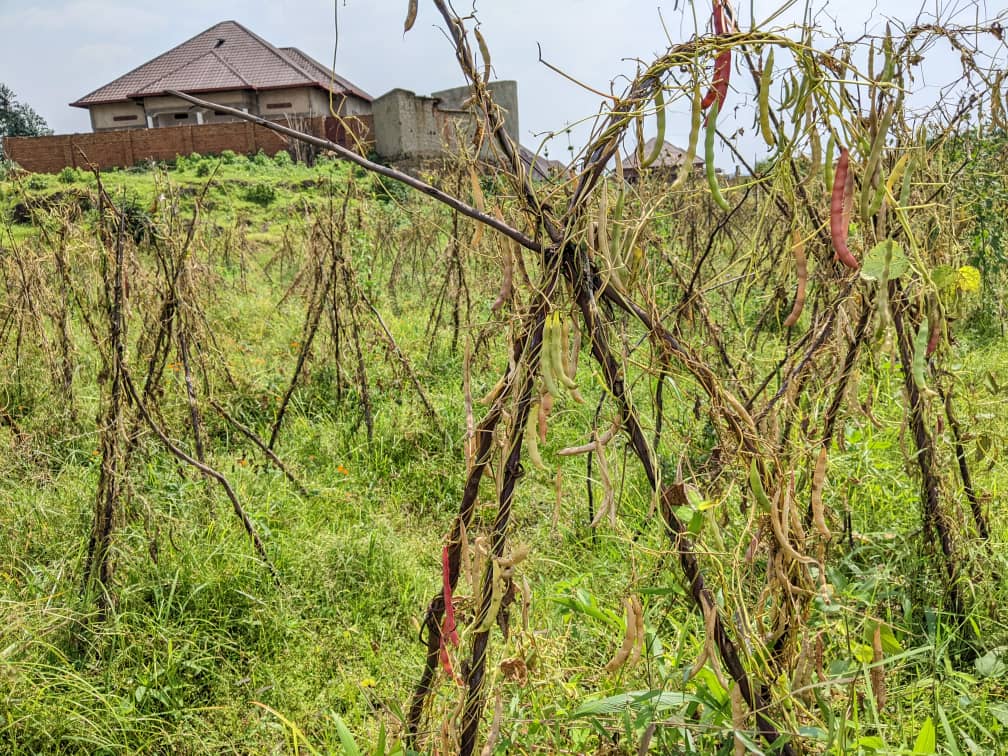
[
  {"x1": 623, "y1": 138, "x2": 705, "y2": 183},
  {"x1": 71, "y1": 20, "x2": 372, "y2": 132}
]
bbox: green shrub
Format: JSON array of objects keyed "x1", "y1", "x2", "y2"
[
  {"x1": 273, "y1": 150, "x2": 292, "y2": 168},
  {"x1": 251, "y1": 149, "x2": 271, "y2": 167},
  {"x1": 115, "y1": 197, "x2": 154, "y2": 244},
  {"x1": 26, "y1": 174, "x2": 47, "y2": 191},
  {"x1": 175, "y1": 152, "x2": 203, "y2": 171},
  {"x1": 195, "y1": 161, "x2": 212, "y2": 178},
  {"x1": 243, "y1": 182, "x2": 276, "y2": 206},
  {"x1": 219, "y1": 149, "x2": 238, "y2": 164},
  {"x1": 56, "y1": 166, "x2": 81, "y2": 184},
  {"x1": 371, "y1": 172, "x2": 409, "y2": 204}
]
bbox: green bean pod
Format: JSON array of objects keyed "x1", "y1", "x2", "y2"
[
  {"x1": 671, "y1": 84, "x2": 703, "y2": 190},
  {"x1": 759, "y1": 49, "x2": 776, "y2": 147},
  {"x1": 642, "y1": 85, "x2": 666, "y2": 168},
  {"x1": 705, "y1": 101, "x2": 730, "y2": 212}
]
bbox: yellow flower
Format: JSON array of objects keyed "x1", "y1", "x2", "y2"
[{"x1": 957, "y1": 265, "x2": 981, "y2": 294}]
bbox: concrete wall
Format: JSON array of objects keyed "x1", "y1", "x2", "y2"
[
  {"x1": 143, "y1": 91, "x2": 255, "y2": 128},
  {"x1": 306, "y1": 89, "x2": 371, "y2": 118},
  {"x1": 431, "y1": 80, "x2": 519, "y2": 149},
  {"x1": 372, "y1": 81, "x2": 519, "y2": 165},
  {"x1": 373, "y1": 88, "x2": 442, "y2": 161},
  {"x1": 257, "y1": 86, "x2": 317, "y2": 119},
  {"x1": 86, "y1": 88, "x2": 373, "y2": 131},
  {"x1": 90, "y1": 102, "x2": 148, "y2": 131},
  {"x1": 340, "y1": 93, "x2": 372, "y2": 117}
]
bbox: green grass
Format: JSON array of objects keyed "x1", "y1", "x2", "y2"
[{"x1": 2, "y1": 156, "x2": 1008, "y2": 754}]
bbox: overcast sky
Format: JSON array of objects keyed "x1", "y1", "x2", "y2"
[{"x1": 1, "y1": 1, "x2": 1005, "y2": 169}]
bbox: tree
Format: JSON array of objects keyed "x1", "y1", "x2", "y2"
[{"x1": 0, "y1": 83, "x2": 51, "y2": 159}]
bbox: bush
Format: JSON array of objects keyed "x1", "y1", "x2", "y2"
[
  {"x1": 371, "y1": 172, "x2": 410, "y2": 205},
  {"x1": 175, "y1": 152, "x2": 203, "y2": 171},
  {"x1": 243, "y1": 182, "x2": 276, "y2": 207},
  {"x1": 195, "y1": 161, "x2": 212, "y2": 178},
  {"x1": 273, "y1": 150, "x2": 292, "y2": 168},
  {"x1": 251, "y1": 149, "x2": 271, "y2": 167},
  {"x1": 56, "y1": 166, "x2": 82, "y2": 184},
  {"x1": 219, "y1": 149, "x2": 238, "y2": 164},
  {"x1": 26, "y1": 174, "x2": 46, "y2": 191}
]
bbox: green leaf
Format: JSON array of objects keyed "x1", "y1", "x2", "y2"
[
  {"x1": 858, "y1": 735, "x2": 887, "y2": 751},
  {"x1": 573, "y1": 690, "x2": 696, "y2": 718},
  {"x1": 975, "y1": 648, "x2": 1008, "y2": 678},
  {"x1": 863, "y1": 620, "x2": 903, "y2": 654},
  {"x1": 932, "y1": 264, "x2": 957, "y2": 290},
  {"x1": 853, "y1": 643, "x2": 875, "y2": 664},
  {"x1": 861, "y1": 239, "x2": 909, "y2": 282},
  {"x1": 913, "y1": 716, "x2": 937, "y2": 754},
  {"x1": 936, "y1": 703, "x2": 962, "y2": 756},
  {"x1": 990, "y1": 703, "x2": 1008, "y2": 728},
  {"x1": 330, "y1": 712, "x2": 361, "y2": 756}
]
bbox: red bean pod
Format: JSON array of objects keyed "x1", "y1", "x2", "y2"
[
  {"x1": 782, "y1": 230, "x2": 807, "y2": 328},
  {"x1": 700, "y1": 1, "x2": 732, "y2": 112},
  {"x1": 441, "y1": 545, "x2": 460, "y2": 647},
  {"x1": 830, "y1": 147, "x2": 860, "y2": 270},
  {"x1": 926, "y1": 312, "x2": 941, "y2": 357}
]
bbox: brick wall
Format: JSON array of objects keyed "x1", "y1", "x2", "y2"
[{"x1": 4, "y1": 115, "x2": 374, "y2": 174}]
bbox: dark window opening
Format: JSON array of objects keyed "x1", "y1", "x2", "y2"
[
  {"x1": 214, "y1": 38, "x2": 225, "y2": 48},
  {"x1": 113, "y1": 115, "x2": 138, "y2": 122},
  {"x1": 174, "y1": 112, "x2": 189, "y2": 119},
  {"x1": 265, "y1": 102, "x2": 293, "y2": 110},
  {"x1": 214, "y1": 111, "x2": 229, "y2": 116}
]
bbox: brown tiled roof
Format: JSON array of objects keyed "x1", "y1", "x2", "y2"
[
  {"x1": 279, "y1": 47, "x2": 373, "y2": 102},
  {"x1": 624, "y1": 138, "x2": 704, "y2": 170},
  {"x1": 71, "y1": 20, "x2": 372, "y2": 108},
  {"x1": 518, "y1": 145, "x2": 568, "y2": 181}
]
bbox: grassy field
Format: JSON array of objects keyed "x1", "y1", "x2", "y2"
[{"x1": 2, "y1": 149, "x2": 1008, "y2": 755}]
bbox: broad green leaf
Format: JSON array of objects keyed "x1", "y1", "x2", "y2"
[
  {"x1": 932, "y1": 264, "x2": 956, "y2": 290},
  {"x1": 975, "y1": 648, "x2": 1008, "y2": 678},
  {"x1": 861, "y1": 239, "x2": 909, "y2": 282},
  {"x1": 863, "y1": 620, "x2": 904, "y2": 654},
  {"x1": 573, "y1": 690, "x2": 695, "y2": 717},
  {"x1": 990, "y1": 703, "x2": 1008, "y2": 728},
  {"x1": 853, "y1": 643, "x2": 875, "y2": 664},
  {"x1": 858, "y1": 735, "x2": 887, "y2": 751},
  {"x1": 913, "y1": 716, "x2": 937, "y2": 754},
  {"x1": 879, "y1": 623, "x2": 903, "y2": 654},
  {"x1": 798, "y1": 726, "x2": 828, "y2": 740}
]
